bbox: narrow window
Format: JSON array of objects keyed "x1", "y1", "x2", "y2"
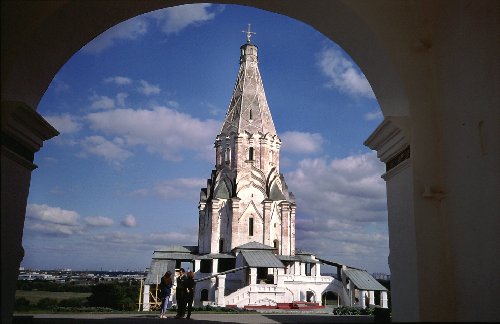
[
  {"x1": 225, "y1": 147, "x2": 231, "y2": 164},
  {"x1": 249, "y1": 217, "x2": 254, "y2": 236},
  {"x1": 249, "y1": 147, "x2": 254, "y2": 161},
  {"x1": 249, "y1": 109, "x2": 253, "y2": 120},
  {"x1": 200, "y1": 289, "x2": 209, "y2": 302},
  {"x1": 219, "y1": 239, "x2": 224, "y2": 253},
  {"x1": 273, "y1": 239, "x2": 279, "y2": 251},
  {"x1": 269, "y1": 150, "x2": 273, "y2": 163}
]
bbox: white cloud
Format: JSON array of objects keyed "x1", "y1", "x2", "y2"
[
  {"x1": 146, "y1": 232, "x2": 196, "y2": 244},
  {"x1": 93, "y1": 231, "x2": 143, "y2": 244},
  {"x1": 82, "y1": 17, "x2": 148, "y2": 54},
  {"x1": 104, "y1": 76, "x2": 133, "y2": 85},
  {"x1": 280, "y1": 131, "x2": 324, "y2": 154},
  {"x1": 137, "y1": 80, "x2": 161, "y2": 96},
  {"x1": 285, "y1": 152, "x2": 389, "y2": 271},
  {"x1": 121, "y1": 214, "x2": 137, "y2": 227},
  {"x1": 85, "y1": 106, "x2": 219, "y2": 162},
  {"x1": 364, "y1": 110, "x2": 383, "y2": 121},
  {"x1": 80, "y1": 135, "x2": 133, "y2": 166},
  {"x1": 53, "y1": 78, "x2": 70, "y2": 93},
  {"x1": 116, "y1": 93, "x2": 128, "y2": 107},
  {"x1": 25, "y1": 204, "x2": 83, "y2": 236},
  {"x1": 155, "y1": 177, "x2": 206, "y2": 200},
  {"x1": 123, "y1": 188, "x2": 150, "y2": 197},
  {"x1": 149, "y1": 4, "x2": 218, "y2": 35},
  {"x1": 44, "y1": 114, "x2": 82, "y2": 134},
  {"x1": 90, "y1": 94, "x2": 115, "y2": 110},
  {"x1": 317, "y1": 46, "x2": 375, "y2": 99},
  {"x1": 84, "y1": 216, "x2": 114, "y2": 227},
  {"x1": 287, "y1": 153, "x2": 386, "y2": 217}
]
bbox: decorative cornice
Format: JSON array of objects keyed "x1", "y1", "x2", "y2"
[
  {"x1": 1, "y1": 101, "x2": 59, "y2": 168},
  {"x1": 386, "y1": 145, "x2": 410, "y2": 172}
]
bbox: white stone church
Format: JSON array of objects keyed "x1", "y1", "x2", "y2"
[{"x1": 142, "y1": 34, "x2": 388, "y2": 311}]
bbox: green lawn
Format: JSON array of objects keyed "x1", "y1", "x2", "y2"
[{"x1": 16, "y1": 290, "x2": 91, "y2": 304}]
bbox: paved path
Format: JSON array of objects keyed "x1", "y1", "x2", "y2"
[{"x1": 13, "y1": 313, "x2": 374, "y2": 323}]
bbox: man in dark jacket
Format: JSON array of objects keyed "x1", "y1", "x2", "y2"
[{"x1": 174, "y1": 268, "x2": 187, "y2": 318}]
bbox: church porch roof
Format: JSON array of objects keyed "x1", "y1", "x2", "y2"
[
  {"x1": 344, "y1": 268, "x2": 388, "y2": 291},
  {"x1": 240, "y1": 250, "x2": 285, "y2": 268},
  {"x1": 233, "y1": 241, "x2": 276, "y2": 251}
]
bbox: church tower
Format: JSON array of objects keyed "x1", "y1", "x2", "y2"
[{"x1": 198, "y1": 28, "x2": 296, "y2": 256}]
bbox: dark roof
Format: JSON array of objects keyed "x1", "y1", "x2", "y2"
[
  {"x1": 278, "y1": 255, "x2": 320, "y2": 263},
  {"x1": 152, "y1": 252, "x2": 196, "y2": 260},
  {"x1": 145, "y1": 259, "x2": 176, "y2": 285},
  {"x1": 196, "y1": 253, "x2": 235, "y2": 259},
  {"x1": 344, "y1": 269, "x2": 388, "y2": 291},
  {"x1": 154, "y1": 245, "x2": 198, "y2": 253},
  {"x1": 241, "y1": 250, "x2": 285, "y2": 268},
  {"x1": 234, "y1": 241, "x2": 276, "y2": 251}
]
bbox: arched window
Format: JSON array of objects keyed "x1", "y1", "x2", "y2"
[
  {"x1": 225, "y1": 147, "x2": 231, "y2": 164},
  {"x1": 273, "y1": 239, "x2": 279, "y2": 251},
  {"x1": 219, "y1": 239, "x2": 224, "y2": 253},
  {"x1": 269, "y1": 150, "x2": 273, "y2": 163},
  {"x1": 249, "y1": 147, "x2": 254, "y2": 161},
  {"x1": 200, "y1": 289, "x2": 209, "y2": 302},
  {"x1": 249, "y1": 217, "x2": 254, "y2": 236}
]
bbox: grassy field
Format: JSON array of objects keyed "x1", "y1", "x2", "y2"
[{"x1": 16, "y1": 290, "x2": 91, "y2": 304}]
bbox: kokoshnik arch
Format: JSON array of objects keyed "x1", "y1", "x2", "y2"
[{"x1": 2, "y1": 1, "x2": 499, "y2": 323}]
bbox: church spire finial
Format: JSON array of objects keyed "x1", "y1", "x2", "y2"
[{"x1": 242, "y1": 23, "x2": 256, "y2": 44}]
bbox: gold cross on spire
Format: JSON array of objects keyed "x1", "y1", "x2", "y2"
[{"x1": 242, "y1": 24, "x2": 256, "y2": 44}]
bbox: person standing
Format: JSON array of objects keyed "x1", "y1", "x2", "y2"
[
  {"x1": 184, "y1": 271, "x2": 196, "y2": 319},
  {"x1": 159, "y1": 271, "x2": 173, "y2": 318},
  {"x1": 174, "y1": 268, "x2": 187, "y2": 319}
]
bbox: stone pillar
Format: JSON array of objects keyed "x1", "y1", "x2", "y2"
[
  {"x1": 194, "y1": 260, "x2": 201, "y2": 278},
  {"x1": 275, "y1": 140, "x2": 281, "y2": 172},
  {"x1": 349, "y1": 281, "x2": 356, "y2": 307},
  {"x1": 369, "y1": 290, "x2": 375, "y2": 306},
  {"x1": 290, "y1": 204, "x2": 296, "y2": 255},
  {"x1": 381, "y1": 291, "x2": 388, "y2": 308},
  {"x1": 210, "y1": 277, "x2": 217, "y2": 302},
  {"x1": 263, "y1": 199, "x2": 272, "y2": 246},
  {"x1": 280, "y1": 202, "x2": 290, "y2": 255},
  {"x1": 294, "y1": 261, "x2": 300, "y2": 275},
  {"x1": 315, "y1": 262, "x2": 321, "y2": 277},
  {"x1": 230, "y1": 197, "x2": 240, "y2": 248},
  {"x1": 235, "y1": 135, "x2": 244, "y2": 170},
  {"x1": 364, "y1": 118, "x2": 419, "y2": 320},
  {"x1": 300, "y1": 262, "x2": 306, "y2": 276},
  {"x1": 359, "y1": 289, "x2": 366, "y2": 309},
  {"x1": 1, "y1": 102, "x2": 59, "y2": 324},
  {"x1": 210, "y1": 200, "x2": 221, "y2": 253},
  {"x1": 212, "y1": 258, "x2": 219, "y2": 274},
  {"x1": 249, "y1": 267, "x2": 257, "y2": 285},
  {"x1": 142, "y1": 284, "x2": 150, "y2": 311},
  {"x1": 217, "y1": 274, "x2": 226, "y2": 306},
  {"x1": 276, "y1": 268, "x2": 285, "y2": 285}
]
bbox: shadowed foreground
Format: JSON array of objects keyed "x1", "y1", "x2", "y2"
[{"x1": 14, "y1": 313, "x2": 375, "y2": 323}]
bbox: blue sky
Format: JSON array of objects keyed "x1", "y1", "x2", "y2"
[{"x1": 23, "y1": 4, "x2": 389, "y2": 274}]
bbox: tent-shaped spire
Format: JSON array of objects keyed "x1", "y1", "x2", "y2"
[{"x1": 220, "y1": 39, "x2": 277, "y2": 136}]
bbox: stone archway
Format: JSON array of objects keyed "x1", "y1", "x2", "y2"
[
  {"x1": 2, "y1": 1, "x2": 499, "y2": 323},
  {"x1": 322, "y1": 290, "x2": 339, "y2": 307}
]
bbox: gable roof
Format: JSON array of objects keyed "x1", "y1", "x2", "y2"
[
  {"x1": 234, "y1": 241, "x2": 276, "y2": 251},
  {"x1": 344, "y1": 268, "x2": 388, "y2": 291},
  {"x1": 154, "y1": 245, "x2": 198, "y2": 253},
  {"x1": 145, "y1": 259, "x2": 176, "y2": 285},
  {"x1": 241, "y1": 250, "x2": 284, "y2": 268}
]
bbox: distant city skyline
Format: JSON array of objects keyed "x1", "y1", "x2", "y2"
[{"x1": 23, "y1": 4, "x2": 389, "y2": 274}]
